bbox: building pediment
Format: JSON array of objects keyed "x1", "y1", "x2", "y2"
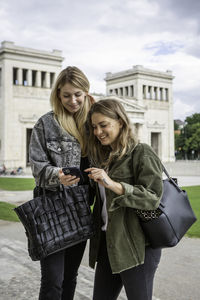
[
  {"x1": 100, "y1": 96, "x2": 146, "y2": 124},
  {"x1": 119, "y1": 98, "x2": 146, "y2": 112},
  {"x1": 101, "y1": 95, "x2": 145, "y2": 112}
]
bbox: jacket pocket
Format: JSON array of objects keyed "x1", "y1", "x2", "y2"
[
  {"x1": 46, "y1": 139, "x2": 80, "y2": 167},
  {"x1": 46, "y1": 140, "x2": 72, "y2": 154}
]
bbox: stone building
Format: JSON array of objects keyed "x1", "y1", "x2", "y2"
[
  {"x1": 0, "y1": 42, "x2": 174, "y2": 171},
  {"x1": 105, "y1": 65, "x2": 175, "y2": 162},
  {"x1": 0, "y1": 41, "x2": 63, "y2": 169}
]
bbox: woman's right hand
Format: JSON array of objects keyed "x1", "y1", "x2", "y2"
[{"x1": 58, "y1": 169, "x2": 80, "y2": 186}]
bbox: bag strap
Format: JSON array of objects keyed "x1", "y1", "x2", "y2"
[
  {"x1": 37, "y1": 165, "x2": 49, "y2": 197},
  {"x1": 162, "y1": 164, "x2": 171, "y2": 179},
  {"x1": 132, "y1": 144, "x2": 182, "y2": 192},
  {"x1": 161, "y1": 163, "x2": 183, "y2": 192}
]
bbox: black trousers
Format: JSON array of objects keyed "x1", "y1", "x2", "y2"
[
  {"x1": 39, "y1": 241, "x2": 86, "y2": 300},
  {"x1": 93, "y1": 232, "x2": 161, "y2": 300}
]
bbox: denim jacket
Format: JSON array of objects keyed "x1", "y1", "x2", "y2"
[{"x1": 29, "y1": 111, "x2": 82, "y2": 190}]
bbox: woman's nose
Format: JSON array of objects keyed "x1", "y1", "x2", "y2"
[
  {"x1": 95, "y1": 127, "x2": 102, "y2": 135},
  {"x1": 71, "y1": 94, "x2": 77, "y2": 102}
]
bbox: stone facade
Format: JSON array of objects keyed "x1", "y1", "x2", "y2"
[
  {"x1": 105, "y1": 65, "x2": 175, "y2": 162},
  {"x1": 0, "y1": 42, "x2": 174, "y2": 170},
  {"x1": 0, "y1": 41, "x2": 63, "y2": 169}
]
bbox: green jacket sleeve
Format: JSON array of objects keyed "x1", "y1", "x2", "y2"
[{"x1": 109, "y1": 152, "x2": 163, "y2": 212}]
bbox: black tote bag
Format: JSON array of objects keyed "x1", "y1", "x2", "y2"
[
  {"x1": 14, "y1": 167, "x2": 95, "y2": 261},
  {"x1": 136, "y1": 167, "x2": 197, "y2": 248}
]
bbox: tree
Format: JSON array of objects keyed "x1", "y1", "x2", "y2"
[
  {"x1": 183, "y1": 124, "x2": 200, "y2": 159},
  {"x1": 174, "y1": 120, "x2": 179, "y2": 130},
  {"x1": 175, "y1": 113, "x2": 200, "y2": 160},
  {"x1": 185, "y1": 113, "x2": 200, "y2": 125}
]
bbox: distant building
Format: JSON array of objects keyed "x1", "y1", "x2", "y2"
[
  {"x1": 105, "y1": 65, "x2": 175, "y2": 162},
  {"x1": 174, "y1": 119, "x2": 185, "y2": 135},
  {"x1": 0, "y1": 42, "x2": 175, "y2": 170},
  {"x1": 174, "y1": 119, "x2": 185, "y2": 129},
  {"x1": 0, "y1": 41, "x2": 63, "y2": 169}
]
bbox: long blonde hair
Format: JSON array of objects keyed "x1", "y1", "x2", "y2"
[
  {"x1": 87, "y1": 98, "x2": 137, "y2": 168},
  {"x1": 50, "y1": 66, "x2": 93, "y2": 156}
]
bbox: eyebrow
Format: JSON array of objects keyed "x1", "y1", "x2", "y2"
[
  {"x1": 62, "y1": 91, "x2": 82, "y2": 94},
  {"x1": 92, "y1": 121, "x2": 108, "y2": 126}
]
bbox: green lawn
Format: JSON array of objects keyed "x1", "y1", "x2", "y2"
[
  {"x1": 182, "y1": 185, "x2": 200, "y2": 238},
  {"x1": 0, "y1": 177, "x2": 35, "y2": 191},
  {"x1": 0, "y1": 178, "x2": 199, "y2": 239},
  {"x1": 0, "y1": 201, "x2": 20, "y2": 222}
]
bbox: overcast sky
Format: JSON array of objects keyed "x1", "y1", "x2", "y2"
[{"x1": 1, "y1": 0, "x2": 200, "y2": 120}]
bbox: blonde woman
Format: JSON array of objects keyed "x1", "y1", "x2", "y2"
[
  {"x1": 29, "y1": 66, "x2": 94, "y2": 300},
  {"x1": 85, "y1": 98, "x2": 163, "y2": 300}
]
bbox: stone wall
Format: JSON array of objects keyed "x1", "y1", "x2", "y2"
[{"x1": 164, "y1": 160, "x2": 200, "y2": 176}]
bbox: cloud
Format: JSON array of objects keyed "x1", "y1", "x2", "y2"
[
  {"x1": 0, "y1": 0, "x2": 200, "y2": 120},
  {"x1": 158, "y1": 0, "x2": 200, "y2": 20},
  {"x1": 144, "y1": 41, "x2": 184, "y2": 56},
  {"x1": 173, "y1": 98, "x2": 195, "y2": 121}
]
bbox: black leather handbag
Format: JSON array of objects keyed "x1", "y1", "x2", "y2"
[
  {"x1": 135, "y1": 166, "x2": 197, "y2": 248},
  {"x1": 14, "y1": 167, "x2": 95, "y2": 261}
]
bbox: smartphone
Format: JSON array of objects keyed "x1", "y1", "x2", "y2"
[{"x1": 62, "y1": 167, "x2": 84, "y2": 182}]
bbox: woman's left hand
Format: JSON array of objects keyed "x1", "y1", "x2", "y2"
[{"x1": 84, "y1": 167, "x2": 124, "y2": 195}]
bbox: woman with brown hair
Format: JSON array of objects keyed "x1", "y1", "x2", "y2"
[{"x1": 85, "y1": 98, "x2": 163, "y2": 300}]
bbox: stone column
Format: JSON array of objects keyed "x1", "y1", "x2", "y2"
[
  {"x1": 155, "y1": 87, "x2": 159, "y2": 100},
  {"x1": 45, "y1": 72, "x2": 50, "y2": 88},
  {"x1": 27, "y1": 69, "x2": 32, "y2": 86},
  {"x1": 128, "y1": 86, "x2": 131, "y2": 97},
  {"x1": 18, "y1": 68, "x2": 22, "y2": 85},
  {"x1": 36, "y1": 71, "x2": 41, "y2": 87},
  {"x1": 123, "y1": 87, "x2": 126, "y2": 97}
]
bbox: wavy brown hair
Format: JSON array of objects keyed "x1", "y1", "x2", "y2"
[
  {"x1": 87, "y1": 98, "x2": 137, "y2": 168},
  {"x1": 50, "y1": 66, "x2": 94, "y2": 156}
]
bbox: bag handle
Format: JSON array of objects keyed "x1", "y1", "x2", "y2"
[
  {"x1": 37, "y1": 165, "x2": 49, "y2": 198},
  {"x1": 132, "y1": 144, "x2": 182, "y2": 192},
  {"x1": 162, "y1": 165, "x2": 171, "y2": 179},
  {"x1": 37, "y1": 165, "x2": 64, "y2": 200},
  {"x1": 162, "y1": 163, "x2": 182, "y2": 192}
]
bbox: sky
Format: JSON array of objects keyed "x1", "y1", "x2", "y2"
[{"x1": 0, "y1": 0, "x2": 200, "y2": 121}]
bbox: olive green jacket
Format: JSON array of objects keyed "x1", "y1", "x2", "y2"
[{"x1": 89, "y1": 143, "x2": 163, "y2": 274}]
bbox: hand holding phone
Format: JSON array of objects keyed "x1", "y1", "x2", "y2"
[{"x1": 62, "y1": 167, "x2": 84, "y2": 182}]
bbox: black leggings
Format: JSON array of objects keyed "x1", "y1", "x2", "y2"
[
  {"x1": 39, "y1": 241, "x2": 86, "y2": 300},
  {"x1": 93, "y1": 233, "x2": 161, "y2": 300}
]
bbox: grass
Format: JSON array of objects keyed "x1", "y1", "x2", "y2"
[
  {"x1": 182, "y1": 185, "x2": 200, "y2": 238},
  {"x1": 0, "y1": 177, "x2": 35, "y2": 191},
  {"x1": 0, "y1": 178, "x2": 199, "y2": 238},
  {"x1": 0, "y1": 201, "x2": 20, "y2": 222},
  {"x1": 0, "y1": 177, "x2": 35, "y2": 222}
]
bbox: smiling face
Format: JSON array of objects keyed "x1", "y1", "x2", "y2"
[
  {"x1": 59, "y1": 82, "x2": 86, "y2": 114},
  {"x1": 91, "y1": 112, "x2": 122, "y2": 149}
]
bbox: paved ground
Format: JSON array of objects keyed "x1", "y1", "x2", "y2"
[
  {"x1": 0, "y1": 220, "x2": 200, "y2": 300},
  {"x1": 0, "y1": 175, "x2": 200, "y2": 299}
]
